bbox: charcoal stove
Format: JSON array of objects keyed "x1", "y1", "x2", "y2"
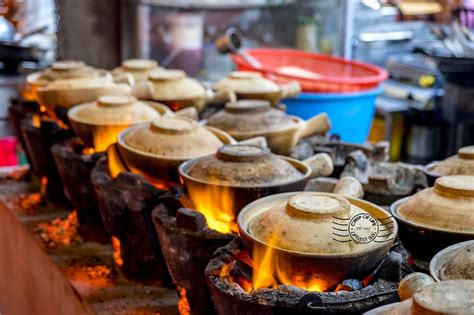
[
  {"x1": 205, "y1": 239, "x2": 414, "y2": 315},
  {"x1": 152, "y1": 190, "x2": 235, "y2": 315},
  {"x1": 90, "y1": 156, "x2": 171, "y2": 283},
  {"x1": 51, "y1": 138, "x2": 108, "y2": 243}
]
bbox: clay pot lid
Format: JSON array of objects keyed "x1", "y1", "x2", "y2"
[
  {"x1": 206, "y1": 99, "x2": 294, "y2": 133},
  {"x1": 122, "y1": 116, "x2": 224, "y2": 159},
  {"x1": 430, "y1": 146, "x2": 474, "y2": 176},
  {"x1": 122, "y1": 58, "x2": 158, "y2": 71},
  {"x1": 147, "y1": 69, "x2": 205, "y2": 101},
  {"x1": 214, "y1": 71, "x2": 281, "y2": 94},
  {"x1": 396, "y1": 175, "x2": 474, "y2": 234},
  {"x1": 184, "y1": 144, "x2": 305, "y2": 187},
  {"x1": 438, "y1": 242, "x2": 474, "y2": 281},
  {"x1": 411, "y1": 280, "x2": 474, "y2": 315},
  {"x1": 67, "y1": 95, "x2": 159, "y2": 125},
  {"x1": 247, "y1": 192, "x2": 390, "y2": 254},
  {"x1": 31, "y1": 60, "x2": 105, "y2": 85}
]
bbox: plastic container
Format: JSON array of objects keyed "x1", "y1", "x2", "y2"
[
  {"x1": 0, "y1": 136, "x2": 18, "y2": 166},
  {"x1": 233, "y1": 48, "x2": 387, "y2": 93},
  {"x1": 282, "y1": 88, "x2": 381, "y2": 143}
]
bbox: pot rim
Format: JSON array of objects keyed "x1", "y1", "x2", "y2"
[
  {"x1": 390, "y1": 197, "x2": 474, "y2": 236},
  {"x1": 237, "y1": 192, "x2": 397, "y2": 258},
  {"x1": 117, "y1": 124, "x2": 234, "y2": 161},
  {"x1": 429, "y1": 240, "x2": 474, "y2": 282},
  {"x1": 179, "y1": 154, "x2": 311, "y2": 189},
  {"x1": 67, "y1": 100, "x2": 165, "y2": 126},
  {"x1": 423, "y1": 161, "x2": 442, "y2": 178}
]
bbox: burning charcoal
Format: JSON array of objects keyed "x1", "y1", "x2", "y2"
[
  {"x1": 290, "y1": 141, "x2": 314, "y2": 160},
  {"x1": 335, "y1": 279, "x2": 363, "y2": 292},
  {"x1": 229, "y1": 260, "x2": 252, "y2": 282},
  {"x1": 176, "y1": 208, "x2": 207, "y2": 232},
  {"x1": 304, "y1": 177, "x2": 337, "y2": 192},
  {"x1": 158, "y1": 188, "x2": 187, "y2": 216}
]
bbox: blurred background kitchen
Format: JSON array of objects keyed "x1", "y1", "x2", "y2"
[{"x1": 1, "y1": 0, "x2": 474, "y2": 164}]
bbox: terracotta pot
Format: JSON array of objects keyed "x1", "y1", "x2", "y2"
[
  {"x1": 391, "y1": 176, "x2": 474, "y2": 259},
  {"x1": 238, "y1": 191, "x2": 397, "y2": 291},
  {"x1": 112, "y1": 58, "x2": 161, "y2": 85},
  {"x1": 214, "y1": 71, "x2": 301, "y2": 105},
  {"x1": 430, "y1": 240, "x2": 474, "y2": 282},
  {"x1": 206, "y1": 99, "x2": 331, "y2": 155},
  {"x1": 424, "y1": 146, "x2": 474, "y2": 186},
  {"x1": 26, "y1": 60, "x2": 105, "y2": 91},
  {"x1": 117, "y1": 116, "x2": 234, "y2": 187},
  {"x1": 132, "y1": 69, "x2": 230, "y2": 112},
  {"x1": 179, "y1": 145, "x2": 312, "y2": 233},
  {"x1": 67, "y1": 95, "x2": 169, "y2": 152},
  {"x1": 36, "y1": 74, "x2": 131, "y2": 111}
]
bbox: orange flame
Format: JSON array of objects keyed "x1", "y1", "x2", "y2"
[
  {"x1": 91, "y1": 126, "x2": 127, "y2": 152},
  {"x1": 82, "y1": 147, "x2": 95, "y2": 155},
  {"x1": 40, "y1": 106, "x2": 46, "y2": 113},
  {"x1": 37, "y1": 210, "x2": 82, "y2": 247},
  {"x1": 106, "y1": 145, "x2": 127, "y2": 178},
  {"x1": 252, "y1": 232, "x2": 326, "y2": 292},
  {"x1": 111, "y1": 236, "x2": 123, "y2": 267},
  {"x1": 187, "y1": 181, "x2": 238, "y2": 234},
  {"x1": 177, "y1": 287, "x2": 191, "y2": 315}
]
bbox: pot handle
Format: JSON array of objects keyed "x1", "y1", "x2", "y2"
[
  {"x1": 300, "y1": 113, "x2": 331, "y2": 139},
  {"x1": 237, "y1": 136, "x2": 268, "y2": 148},
  {"x1": 113, "y1": 72, "x2": 135, "y2": 86},
  {"x1": 205, "y1": 88, "x2": 237, "y2": 105},
  {"x1": 279, "y1": 81, "x2": 301, "y2": 99},
  {"x1": 174, "y1": 107, "x2": 199, "y2": 121},
  {"x1": 131, "y1": 81, "x2": 154, "y2": 100},
  {"x1": 333, "y1": 176, "x2": 364, "y2": 199},
  {"x1": 303, "y1": 153, "x2": 334, "y2": 179}
]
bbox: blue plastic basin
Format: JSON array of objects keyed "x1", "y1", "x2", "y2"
[{"x1": 282, "y1": 88, "x2": 381, "y2": 143}]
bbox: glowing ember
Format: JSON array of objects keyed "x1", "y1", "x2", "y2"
[
  {"x1": 111, "y1": 236, "x2": 123, "y2": 267},
  {"x1": 187, "y1": 181, "x2": 238, "y2": 234},
  {"x1": 40, "y1": 176, "x2": 48, "y2": 196},
  {"x1": 37, "y1": 210, "x2": 82, "y2": 247},
  {"x1": 40, "y1": 106, "x2": 46, "y2": 113},
  {"x1": 32, "y1": 114, "x2": 41, "y2": 128},
  {"x1": 177, "y1": 287, "x2": 191, "y2": 315},
  {"x1": 18, "y1": 192, "x2": 43, "y2": 211},
  {"x1": 82, "y1": 147, "x2": 95, "y2": 155}
]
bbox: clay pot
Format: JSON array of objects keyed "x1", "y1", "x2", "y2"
[
  {"x1": 132, "y1": 69, "x2": 229, "y2": 112},
  {"x1": 391, "y1": 176, "x2": 474, "y2": 259},
  {"x1": 367, "y1": 280, "x2": 474, "y2": 315},
  {"x1": 398, "y1": 273, "x2": 435, "y2": 301},
  {"x1": 430, "y1": 240, "x2": 474, "y2": 281},
  {"x1": 68, "y1": 95, "x2": 169, "y2": 152},
  {"x1": 179, "y1": 145, "x2": 312, "y2": 232},
  {"x1": 238, "y1": 191, "x2": 397, "y2": 291},
  {"x1": 112, "y1": 58, "x2": 161, "y2": 85},
  {"x1": 206, "y1": 99, "x2": 331, "y2": 155},
  {"x1": 26, "y1": 60, "x2": 106, "y2": 99},
  {"x1": 214, "y1": 71, "x2": 301, "y2": 105},
  {"x1": 36, "y1": 73, "x2": 131, "y2": 111},
  {"x1": 424, "y1": 146, "x2": 474, "y2": 186},
  {"x1": 117, "y1": 116, "x2": 233, "y2": 186}
]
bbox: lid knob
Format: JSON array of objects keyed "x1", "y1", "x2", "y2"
[
  {"x1": 434, "y1": 175, "x2": 474, "y2": 197},
  {"x1": 458, "y1": 146, "x2": 474, "y2": 159},
  {"x1": 122, "y1": 59, "x2": 158, "y2": 71},
  {"x1": 97, "y1": 95, "x2": 136, "y2": 107},
  {"x1": 229, "y1": 71, "x2": 262, "y2": 80},
  {"x1": 286, "y1": 193, "x2": 351, "y2": 218},
  {"x1": 148, "y1": 69, "x2": 185, "y2": 81},
  {"x1": 224, "y1": 99, "x2": 271, "y2": 113},
  {"x1": 150, "y1": 116, "x2": 196, "y2": 135},
  {"x1": 51, "y1": 60, "x2": 85, "y2": 71},
  {"x1": 216, "y1": 145, "x2": 270, "y2": 162}
]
